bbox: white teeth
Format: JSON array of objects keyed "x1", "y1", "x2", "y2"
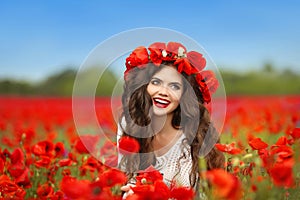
[{"x1": 154, "y1": 99, "x2": 169, "y2": 104}]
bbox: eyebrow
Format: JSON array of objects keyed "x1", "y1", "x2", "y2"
[{"x1": 151, "y1": 77, "x2": 182, "y2": 86}]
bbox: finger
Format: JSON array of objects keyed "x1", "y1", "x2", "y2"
[{"x1": 121, "y1": 185, "x2": 130, "y2": 192}]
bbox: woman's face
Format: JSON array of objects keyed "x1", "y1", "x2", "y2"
[{"x1": 147, "y1": 65, "x2": 183, "y2": 116}]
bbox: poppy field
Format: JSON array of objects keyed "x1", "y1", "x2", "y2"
[{"x1": 0, "y1": 96, "x2": 299, "y2": 199}]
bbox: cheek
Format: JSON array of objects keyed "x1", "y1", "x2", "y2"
[
  {"x1": 146, "y1": 85, "x2": 154, "y2": 96},
  {"x1": 171, "y1": 90, "x2": 183, "y2": 102}
]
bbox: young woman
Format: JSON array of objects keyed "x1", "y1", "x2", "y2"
[{"x1": 117, "y1": 42, "x2": 224, "y2": 196}]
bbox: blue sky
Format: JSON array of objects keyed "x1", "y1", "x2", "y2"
[{"x1": 1, "y1": 0, "x2": 300, "y2": 81}]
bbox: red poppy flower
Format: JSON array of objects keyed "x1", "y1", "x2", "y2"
[
  {"x1": 60, "y1": 176, "x2": 91, "y2": 199},
  {"x1": 31, "y1": 140, "x2": 54, "y2": 157},
  {"x1": 54, "y1": 142, "x2": 65, "y2": 158},
  {"x1": 166, "y1": 42, "x2": 186, "y2": 59},
  {"x1": 215, "y1": 142, "x2": 242, "y2": 155},
  {"x1": 62, "y1": 168, "x2": 71, "y2": 176},
  {"x1": 58, "y1": 158, "x2": 72, "y2": 167},
  {"x1": 0, "y1": 158, "x2": 4, "y2": 174},
  {"x1": 200, "y1": 70, "x2": 219, "y2": 94},
  {"x1": 125, "y1": 46, "x2": 149, "y2": 69},
  {"x1": 34, "y1": 156, "x2": 51, "y2": 168},
  {"x1": 290, "y1": 127, "x2": 300, "y2": 139},
  {"x1": 187, "y1": 51, "x2": 206, "y2": 71},
  {"x1": 199, "y1": 84, "x2": 211, "y2": 103},
  {"x1": 89, "y1": 185, "x2": 114, "y2": 200},
  {"x1": 269, "y1": 160, "x2": 294, "y2": 188},
  {"x1": 0, "y1": 175, "x2": 26, "y2": 199},
  {"x1": 148, "y1": 42, "x2": 166, "y2": 66},
  {"x1": 195, "y1": 73, "x2": 207, "y2": 89},
  {"x1": 10, "y1": 148, "x2": 24, "y2": 165},
  {"x1": 154, "y1": 181, "x2": 171, "y2": 199},
  {"x1": 248, "y1": 137, "x2": 268, "y2": 150},
  {"x1": 13, "y1": 167, "x2": 30, "y2": 188},
  {"x1": 100, "y1": 140, "x2": 117, "y2": 156},
  {"x1": 80, "y1": 156, "x2": 102, "y2": 176},
  {"x1": 37, "y1": 183, "x2": 54, "y2": 199},
  {"x1": 257, "y1": 148, "x2": 274, "y2": 169},
  {"x1": 131, "y1": 180, "x2": 170, "y2": 200},
  {"x1": 99, "y1": 140, "x2": 118, "y2": 167},
  {"x1": 270, "y1": 145, "x2": 293, "y2": 162},
  {"x1": 136, "y1": 165, "x2": 163, "y2": 185},
  {"x1": 74, "y1": 135, "x2": 100, "y2": 154},
  {"x1": 195, "y1": 71, "x2": 218, "y2": 103},
  {"x1": 170, "y1": 186, "x2": 195, "y2": 200},
  {"x1": 130, "y1": 184, "x2": 153, "y2": 198},
  {"x1": 275, "y1": 136, "x2": 288, "y2": 146},
  {"x1": 95, "y1": 168, "x2": 127, "y2": 187},
  {"x1": 174, "y1": 58, "x2": 198, "y2": 75},
  {"x1": 118, "y1": 136, "x2": 140, "y2": 155},
  {"x1": 205, "y1": 169, "x2": 242, "y2": 200}
]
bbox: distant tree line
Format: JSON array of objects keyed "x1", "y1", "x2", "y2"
[
  {"x1": 0, "y1": 68, "x2": 120, "y2": 96},
  {"x1": 0, "y1": 64, "x2": 299, "y2": 96}
]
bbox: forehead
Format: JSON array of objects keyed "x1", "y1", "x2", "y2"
[{"x1": 152, "y1": 65, "x2": 182, "y2": 83}]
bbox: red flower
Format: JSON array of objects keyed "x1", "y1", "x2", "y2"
[
  {"x1": 35, "y1": 156, "x2": 51, "y2": 168},
  {"x1": 80, "y1": 156, "x2": 103, "y2": 176},
  {"x1": 290, "y1": 127, "x2": 300, "y2": 139},
  {"x1": 136, "y1": 165, "x2": 163, "y2": 185},
  {"x1": 125, "y1": 46, "x2": 149, "y2": 70},
  {"x1": 100, "y1": 140, "x2": 117, "y2": 156},
  {"x1": 32, "y1": 140, "x2": 54, "y2": 157},
  {"x1": 118, "y1": 136, "x2": 140, "y2": 155},
  {"x1": 275, "y1": 136, "x2": 288, "y2": 146},
  {"x1": 13, "y1": 167, "x2": 30, "y2": 188},
  {"x1": 200, "y1": 70, "x2": 219, "y2": 94},
  {"x1": 174, "y1": 58, "x2": 198, "y2": 75},
  {"x1": 249, "y1": 137, "x2": 268, "y2": 150},
  {"x1": 215, "y1": 142, "x2": 242, "y2": 155},
  {"x1": 195, "y1": 71, "x2": 219, "y2": 103},
  {"x1": 89, "y1": 185, "x2": 114, "y2": 200},
  {"x1": 166, "y1": 42, "x2": 186, "y2": 59},
  {"x1": 206, "y1": 169, "x2": 243, "y2": 200},
  {"x1": 37, "y1": 183, "x2": 54, "y2": 199},
  {"x1": 74, "y1": 135, "x2": 100, "y2": 154},
  {"x1": 0, "y1": 175, "x2": 26, "y2": 199},
  {"x1": 130, "y1": 180, "x2": 170, "y2": 200},
  {"x1": 58, "y1": 158, "x2": 72, "y2": 167},
  {"x1": 187, "y1": 51, "x2": 206, "y2": 71},
  {"x1": 170, "y1": 186, "x2": 195, "y2": 200},
  {"x1": 96, "y1": 168, "x2": 127, "y2": 187},
  {"x1": 54, "y1": 142, "x2": 65, "y2": 158},
  {"x1": 269, "y1": 159, "x2": 294, "y2": 188},
  {"x1": 99, "y1": 140, "x2": 118, "y2": 167},
  {"x1": 270, "y1": 145, "x2": 293, "y2": 162},
  {"x1": 0, "y1": 158, "x2": 4, "y2": 174},
  {"x1": 10, "y1": 148, "x2": 24, "y2": 165},
  {"x1": 148, "y1": 42, "x2": 166, "y2": 66},
  {"x1": 60, "y1": 176, "x2": 91, "y2": 199}
]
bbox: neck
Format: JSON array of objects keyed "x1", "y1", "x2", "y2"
[
  {"x1": 151, "y1": 113, "x2": 179, "y2": 137},
  {"x1": 151, "y1": 113, "x2": 183, "y2": 155}
]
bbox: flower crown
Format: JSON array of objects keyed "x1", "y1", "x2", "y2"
[{"x1": 124, "y1": 42, "x2": 219, "y2": 103}]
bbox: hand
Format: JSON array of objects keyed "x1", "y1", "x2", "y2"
[{"x1": 121, "y1": 183, "x2": 135, "y2": 199}]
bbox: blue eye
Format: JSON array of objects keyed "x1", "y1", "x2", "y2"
[
  {"x1": 150, "y1": 79, "x2": 160, "y2": 85},
  {"x1": 170, "y1": 84, "x2": 181, "y2": 90}
]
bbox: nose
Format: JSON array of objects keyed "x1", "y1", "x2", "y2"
[{"x1": 158, "y1": 85, "x2": 169, "y2": 97}]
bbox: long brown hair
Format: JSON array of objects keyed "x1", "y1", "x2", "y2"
[{"x1": 119, "y1": 63, "x2": 224, "y2": 188}]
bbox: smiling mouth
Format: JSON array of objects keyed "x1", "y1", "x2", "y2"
[{"x1": 153, "y1": 98, "x2": 171, "y2": 108}]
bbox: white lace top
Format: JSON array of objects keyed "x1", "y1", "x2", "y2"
[
  {"x1": 153, "y1": 133, "x2": 193, "y2": 187},
  {"x1": 117, "y1": 123, "x2": 194, "y2": 187}
]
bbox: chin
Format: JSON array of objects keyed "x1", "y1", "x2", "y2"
[{"x1": 151, "y1": 107, "x2": 175, "y2": 117}]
